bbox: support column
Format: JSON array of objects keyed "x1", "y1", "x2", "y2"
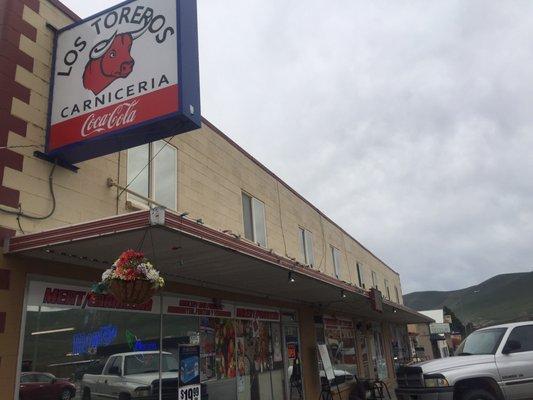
[{"x1": 298, "y1": 306, "x2": 319, "y2": 400}]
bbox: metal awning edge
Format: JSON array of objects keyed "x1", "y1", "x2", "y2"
[{"x1": 4, "y1": 209, "x2": 432, "y2": 323}]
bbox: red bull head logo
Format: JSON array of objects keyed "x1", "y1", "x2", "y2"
[{"x1": 83, "y1": 23, "x2": 149, "y2": 95}]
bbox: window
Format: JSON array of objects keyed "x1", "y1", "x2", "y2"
[
  {"x1": 35, "y1": 374, "x2": 54, "y2": 383},
  {"x1": 331, "y1": 246, "x2": 342, "y2": 279},
  {"x1": 127, "y1": 141, "x2": 177, "y2": 210},
  {"x1": 103, "y1": 356, "x2": 118, "y2": 375},
  {"x1": 242, "y1": 192, "x2": 267, "y2": 247},
  {"x1": 356, "y1": 263, "x2": 364, "y2": 288},
  {"x1": 384, "y1": 279, "x2": 391, "y2": 300},
  {"x1": 394, "y1": 286, "x2": 400, "y2": 303},
  {"x1": 506, "y1": 325, "x2": 533, "y2": 353},
  {"x1": 298, "y1": 228, "x2": 315, "y2": 266},
  {"x1": 371, "y1": 271, "x2": 378, "y2": 289}
]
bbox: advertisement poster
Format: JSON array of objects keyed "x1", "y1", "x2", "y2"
[
  {"x1": 272, "y1": 323, "x2": 283, "y2": 363},
  {"x1": 214, "y1": 318, "x2": 236, "y2": 379},
  {"x1": 199, "y1": 317, "x2": 215, "y2": 381},
  {"x1": 179, "y1": 345, "x2": 200, "y2": 400}
]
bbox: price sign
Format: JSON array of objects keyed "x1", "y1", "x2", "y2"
[{"x1": 178, "y1": 384, "x2": 200, "y2": 400}]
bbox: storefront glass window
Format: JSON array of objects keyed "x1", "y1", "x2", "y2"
[
  {"x1": 371, "y1": 325, "x2": 389, "y2": 380},
  {"x1": 17, "y1": 281, "x2": 289, "y2": 400},
  {"x1": 315, "y1": 316, "x2": 358, "y2": 386}
]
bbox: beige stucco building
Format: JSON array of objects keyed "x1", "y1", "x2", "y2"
[{"x1": 0, "y1": 0, "x2": 430, "y2": 399}]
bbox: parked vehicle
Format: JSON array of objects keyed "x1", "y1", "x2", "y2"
[
  {"x1": 396, "y1": 321, "x2": 533, "y2": 400},
  {"x1": 81, "y1": 351, "x2": 207, "y2": 399},
  {"x1": 19, "y1": 372, "x2": 76, "y2": 400}
]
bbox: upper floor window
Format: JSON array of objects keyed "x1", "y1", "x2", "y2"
[
  {"x1": 127, "y1": 141, "x2": 177, "y2": 210},
  {"x1": 371, "y1": 271, "x2": 378, "y2": 289},
  {"x1": 356, "y1": 262, "x2": 364, "y2": 288},
  {"x1": 395, "y1": 286, "x2": 400, "y2": 303},
  {"x1": 298, "y1": 228, "x2": 315, "y2": 266},
  {"x1": 384, "y1": 279, "x2": 391, "y2": 300},
  {"x1": 331, "y1": 246, "x2": 342, "y2": 279},
  {"x1": 242, "y1": 192, "x2": 267, "y2": 247}
]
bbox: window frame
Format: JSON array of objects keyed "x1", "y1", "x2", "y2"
[
  {"x1": 331, "y1": 246, "x2": 342, "y2": 279},
  {"x1": 298, "y1": 227, "x2": 315, "y2": 266},
  {"x1": 356, "y1": 262, "x2": 364, "y2": 288},
  {"x1": 394, "y1": 286, "x2": 400, "y2": 303},
  {"x1": 371, "y1": 271, "x2": 378, "y2": 289},
  {"x1": 384, "y1": 279, "x2": 391, "y2": 300},
  {"x1": 126, "y1": 140, "x2": 178, "y2": 210},
  {"x1": 241, "y1": 191, "x2": 267, "y2": 247}
]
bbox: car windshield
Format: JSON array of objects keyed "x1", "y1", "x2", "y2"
[
  {"x1": 455, "y1": 328, "x2": 507, "y2": 356},
  {"x1": 124, "y1": 354, "x2": 179, "y2": 375}
]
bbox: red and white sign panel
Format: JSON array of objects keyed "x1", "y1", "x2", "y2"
[
  {"x1": 235, "y1": 307, "x2": 280, "y2": 322},
  {"x1": 47, "y1": 0, "x2": 200, "y2": 164},
  {"x1": 166, "y1": 298, "x2": 234, "y2": 318}
]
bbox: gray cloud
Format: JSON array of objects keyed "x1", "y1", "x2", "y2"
[{"x1": 63, "y1": 0, "x2": 533, "y2": 292}]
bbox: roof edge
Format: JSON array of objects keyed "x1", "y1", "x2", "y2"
[
  {"x1": 201, "y1": 117, "x2": 400, "y2": 277},
  {"x1": 47, "y1": 0, "x2": 81, "y2": 21}
]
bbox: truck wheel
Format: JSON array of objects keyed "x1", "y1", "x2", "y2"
[
  {"x1": 82, "y1": 388, "x2": 91, "y2": 400},
  {"x1": 461, "y1": 389, "x2": 496, "y2": 400}
]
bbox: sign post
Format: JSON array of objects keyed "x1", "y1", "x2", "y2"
[
  {"x1": 42, "y1": 0, "x2": 201, "y2": 167},
  {"x1": 178, "y1": 345, "x2": 201, "y2": 400},
  {"x1": 317, "y1": 344, "x2": 341, "y2": 400}
]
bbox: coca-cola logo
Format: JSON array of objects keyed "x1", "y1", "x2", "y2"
[{"x1": 81, "y1": 100, "x2": 139, "y2": 137}]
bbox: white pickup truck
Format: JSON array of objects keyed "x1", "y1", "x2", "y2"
[
  {"x1": 81, "y1": 351, "x2": 182, "y2": 400},
  {"x1": 395, "y1": 321, "x2": 533, "y2": 400}
]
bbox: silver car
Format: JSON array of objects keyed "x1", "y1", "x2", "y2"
[{"x1": 396, "y1": 321, "x2": 533, "y2": 400}]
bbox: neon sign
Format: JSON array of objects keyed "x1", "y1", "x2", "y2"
[{"x1": 72, "y1": 324, "x2": 117, "y2": 354}]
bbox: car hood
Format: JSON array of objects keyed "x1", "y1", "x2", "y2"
[
  {"x1": 123, "y1": 372, "x2": 178, "y2": 384},
  {"x1": 416, "y1": 355, "x2": 495, "y2": 374}
]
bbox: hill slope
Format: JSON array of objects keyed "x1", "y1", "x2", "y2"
[{"x1": 404, "y1": 272, "x2": 533, "y2": 327}]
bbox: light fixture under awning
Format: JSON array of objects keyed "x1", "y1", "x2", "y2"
[{"x1": 5, "y1": 209, "x2": 432, "y2": 324}]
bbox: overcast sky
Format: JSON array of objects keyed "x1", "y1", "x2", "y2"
[{"x1": 62, "y1": 0, "x2": 533, "y2": 293}]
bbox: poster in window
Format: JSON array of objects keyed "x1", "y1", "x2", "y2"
[
  {"x1": 178, "y1": 345, "x2": 201, "y2": 400},
  {"x1": 271, "y1": 323, "x2": 283, "y2": 363},
  {"x1": 214, "y1": 318, "x2": 236, "y2": 379}
]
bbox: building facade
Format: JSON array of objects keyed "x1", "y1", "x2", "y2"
[{"x1": 0, "y1": 0, "x2": 430, "y2": 399}]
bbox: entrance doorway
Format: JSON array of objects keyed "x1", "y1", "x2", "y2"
[{"x1": 283, "y1": 324, "x2": 304, "y2": 400}]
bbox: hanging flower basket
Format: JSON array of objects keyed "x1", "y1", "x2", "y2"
[{"x1": 93, "y1": 249, "x2": 164, "y2": 304}]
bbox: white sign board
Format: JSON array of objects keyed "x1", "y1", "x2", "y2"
[
  {"x1": 317, "y1": 344, "x2": 336, "y2": 382},
  {"x1": 430, "y1": 322, "x2": 451, "y2": 334},
  {"x1": 178, "y1": 384, "x2": 200, "y2": 400}
]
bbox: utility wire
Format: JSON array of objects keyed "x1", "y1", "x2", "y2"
[
  {"x1": 0, "y1": 162, "x2": 57, "y2": 222},
  {"x1": 118, "y1": 137, "x2": 175, "y2": 199}
]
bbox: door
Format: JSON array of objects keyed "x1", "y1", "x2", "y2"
[
  {"x1": 497, "y1": 324, "x2": 533, "y2": 400},
  {"x1": 33, "y1": 374, "x2": 57, "y2": 400},
  {"x1": 283, "y1": 324, "x2": 303, "y2": 400},
  {"x1": 20, "y1": 373, "x2": 51, "y2": 400},
  {"x1": 95, "y1": 355, "x2": 118, "y2": 399}
]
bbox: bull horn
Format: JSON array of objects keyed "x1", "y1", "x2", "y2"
[
  {"x1": 89, "y1": 31, "x2": 117, "y2": 60},
  {"x1": 130, "y1": 12, "x2": 153, "y2": 40}
]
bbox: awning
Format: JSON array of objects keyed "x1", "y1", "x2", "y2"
[{"x1": 4, "y1": 208, "x2": 431, "y2": 324}]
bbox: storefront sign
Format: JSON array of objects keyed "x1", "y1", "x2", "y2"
[
  {"x1": 429, "y1": 322, "x2": 451, "y2": 334},
  {"x1": 323, "y1": 316, "x2": 354, "y2": 329},
  {"x1": 178, "y1": 345, "x2": 200, "y2": 400},
  {"x1": 72, "y1": 324, "x2": 117, "y2": 354},
  {"x1": 47, "y1": 0, "x2": 201, "y2": 164},
  {"x1": 29, "y1": 282, "x2": 157, "y2": 313},
  {"x1": 235, "y1": 307, "x2": 280, "y2": 322},
  {"x1": 369, "y1": 288, "x2": 384, "y2": 313},
  {"x1": 167, "y1": 298, "x2": 234, "y2": 318}
]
